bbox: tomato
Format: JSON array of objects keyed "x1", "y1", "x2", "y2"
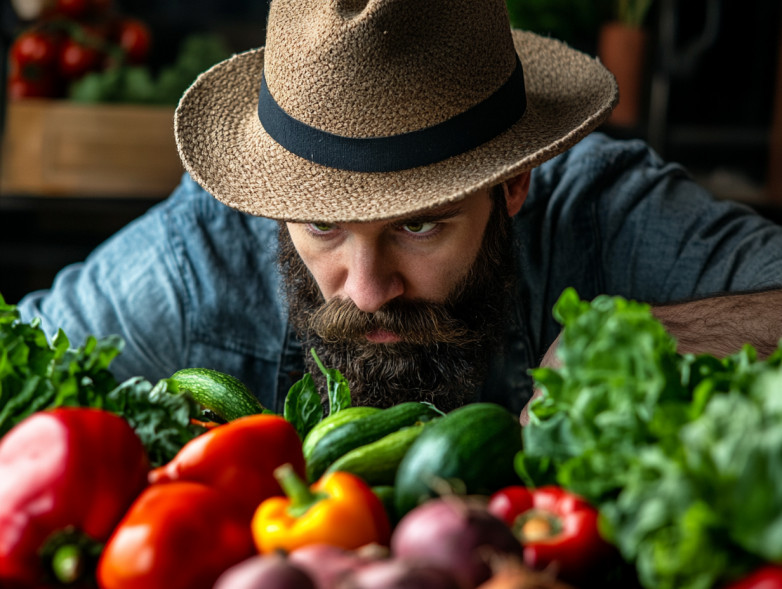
[
  {"x1": 115, "y1": 18, "x2": 152, "y2": 64},
  {"x1": 10, "y1": 30, "x2": 60, "y2": 69},
  {"x1": 7, "y1": 71, "x2": 58, "y2": 100},
  {"x1": 54, "y1": 0, "x2": 90, "y2": 18},
  {"x1": 58, "y1": 37, "x2": 101, "y2": 79}
]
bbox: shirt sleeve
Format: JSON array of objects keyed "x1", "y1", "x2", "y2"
[
  {"x1": 519, "y1": 132, "x2": 782, "y2": 358},
  {"x1": 16, "y1": 175, "x2": 203, "y2": 383},
  {"x1": 594, "y1": 139, "x2": 782, "y2": 302}
]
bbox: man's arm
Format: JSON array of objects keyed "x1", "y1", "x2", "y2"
[
  {"x1": 651, "y1": 288, "x2": 782, "y2": 359},
  {"x1": 520, "y1": 289, "x2": 782, "y2": 425}
]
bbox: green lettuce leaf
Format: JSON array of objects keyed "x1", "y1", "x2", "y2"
[{"x1": 519, "y1": 288, "x2": 782, "y2": 588}]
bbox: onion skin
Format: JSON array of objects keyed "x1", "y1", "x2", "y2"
[
  {"x1": 288, "y1": 543, "x2": 388, "y2": 589},
  {"x1": 337, "y1": 558, "x2": 461, "y2": 589},
  {"x1": 391, "y1": 498, "x2": 524, "y2": 588},
  {"x1": 213, "y1": 553, "x2": 316, "y2": 589}
]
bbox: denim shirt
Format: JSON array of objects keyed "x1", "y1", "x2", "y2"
[{"x1": 17, "y1": 133, "x2": 782, "y2": 414}]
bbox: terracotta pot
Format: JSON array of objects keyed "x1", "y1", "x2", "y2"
[{"x1": 598, "y1": 21, "x2": 648, "y2": 127}]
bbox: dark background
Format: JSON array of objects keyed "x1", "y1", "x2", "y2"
[{"x1": 0, "y1": 0, "x2": 780, "y2": 304}]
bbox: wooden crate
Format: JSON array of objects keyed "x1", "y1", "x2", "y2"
[{"x1": 0, "y1": 100, "x2": 183, "y2": 198}]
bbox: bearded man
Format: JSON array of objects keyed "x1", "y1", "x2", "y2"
[{"x1": 16, "y1": 0, "x2": 782, "y2": 418}]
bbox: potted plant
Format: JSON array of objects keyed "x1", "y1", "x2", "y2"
[{"x1": 598, "y1": 0, "x2": 654, "y2": 128}]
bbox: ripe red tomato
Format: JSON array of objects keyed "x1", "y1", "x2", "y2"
[
  {"x1": 10, "y1": 30, "x2": 60, "y2": 69},
  {"x1": 54, "y1": 0, "x2": 91, "y2": 18},
  {"x1": 58, "y1": 37, "x2": 101, "y2": 79},
  {"x1": 115, "y1": 18, "x2": 152, "y2": 64},
  {"x1": 7, "y1": 71, "x2": 58, "y2": 99}
]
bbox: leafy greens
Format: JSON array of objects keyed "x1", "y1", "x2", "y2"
[
  {"x1": 0, "y1": 294, "x2": 201, "y2": 466},
  {"x1": 519, "y1": 288, "x2": 782, "y2": 589}
]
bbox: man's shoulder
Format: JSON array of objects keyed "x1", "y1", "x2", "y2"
[
  {"x1": 529, "y1": 132, "x2": 665, "y2": 207},
  {"x1": 159, "y1": 173, "x2": 280, "y2": 246}
]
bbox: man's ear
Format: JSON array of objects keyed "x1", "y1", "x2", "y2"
[{"x1": 503, "y1": 171, "x2": 531, "y2": 217}]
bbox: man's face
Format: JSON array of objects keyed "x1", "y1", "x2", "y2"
[{"x1": 279, "y1": 186, "x2": 517, "y2": 412}]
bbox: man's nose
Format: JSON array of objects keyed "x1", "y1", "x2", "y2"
[{"x1": 341, "y1": 244, "x2": 404, "y2": 313}]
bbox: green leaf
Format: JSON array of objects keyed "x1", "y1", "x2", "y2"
[
  {"x1": 284, "y1": 373, "x2": 324, "y2": 440},
  {"x1": 0, "y1": 294, "x2": 200, "y2": 465},
  {"x1": 523, "y1": 289, "x2": 782, "y2": 587},
  {"x1": 310, "y1": 348, "x2": 351, "y2": 415}
]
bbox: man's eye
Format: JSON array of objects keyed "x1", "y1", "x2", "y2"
[
  {"x1": 402, "y1": 221, "x2": 437, "y2": 234},
  {"x1": 309, "y1": 222, "x2": 335, "y2": 233}
]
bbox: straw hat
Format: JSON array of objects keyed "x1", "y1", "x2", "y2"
[{"x1": 175, "y1": 0, "x2": 618, "y2": 222}]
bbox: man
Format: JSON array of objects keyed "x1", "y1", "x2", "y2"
[{"x1": 16, "y1": 0, "x2": 782, "y2": 417}]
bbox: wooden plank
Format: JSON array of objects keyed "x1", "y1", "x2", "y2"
[{"x1": 0, "y1": 100, "x2": 182, "y2": 198}]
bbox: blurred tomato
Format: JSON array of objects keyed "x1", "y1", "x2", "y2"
[
  {"x1": 7, "y1": 71, "x2": 58, "y2": 99},
  {"x1": 54, "y1": 0, "x2": 90, "y2": 18},
  {"x1": 58, "y1": 37, "x2": 101, "y2": 78},
  {"x1": 10, "y1": 30, "x2": 60, "y2": 68},
  {"x1": 115, "y1": 18, "x2": 151, "y2": 64}
]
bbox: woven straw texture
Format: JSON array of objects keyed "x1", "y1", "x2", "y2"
[{"x1": 175, "y1": 2, "x2": 618, "y2": 222}]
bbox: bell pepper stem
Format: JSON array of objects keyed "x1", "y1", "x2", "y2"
[
  {"x1": 51, "y1": 544, "x2": 85, "y2": 585},
  {"x1": 40, "y1": 527, "x2": 103, "y2": 586},
  {"x1": 275, "y1": 463, "x2": 326, "y2": 517}
]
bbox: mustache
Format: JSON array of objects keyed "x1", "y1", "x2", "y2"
[{"x1": 308, "y1": 297, "x2": 482, "y2": 346}]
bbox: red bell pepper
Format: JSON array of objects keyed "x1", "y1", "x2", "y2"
[
  {"x1": 488, "y1": 485, "x2": 614, "y2": 584},
  {"x1": 97, "y1": 481, "x2": 256, "y2": 589},
  {"x1": 148, "y1": 413, "x2": 306, "y2": 520},
  {"x1": 252, "y1": 464, "x2": 391, "y2": 553},
  {"x1": 0, "y1": 408, "x2": 149, "y2": 587},
  {"x1": 723, "y1": 565, "x2": 782, "y2": 589}
]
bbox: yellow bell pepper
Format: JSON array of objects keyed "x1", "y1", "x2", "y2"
[{"x1": 251, "y1": 463, "x2": 390, "y2": 553}]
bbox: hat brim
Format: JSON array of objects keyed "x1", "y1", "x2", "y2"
[{"x1": 175, "y1": 30, "x2": 618, "y2": 223}]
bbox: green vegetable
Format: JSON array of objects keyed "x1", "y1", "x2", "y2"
[
  {"x1": 518, "y1": 288, "x2": 782, "y2": 589},
  {"x1": 69, "y1": 34, "x2": 230, "y2": 105},
  {"x1": 305, "y1": 401, "x2": 440, "y2": 483},
  {"x1": 0, "y1": 294, "x2": 200, "y2": 466},
  {"x1": 302, "y1": 406, "x2": 382, "y2": 459},
  {"x1": 394, "y1": 402, "x2": 523, "y2": 517},
  {"x1": 310, "y1": 348, "x2": 351, "y2": 415},
  {"x1": 326, "y1": 422, "x2": 431, "y2": 486},
  {"x1": 284, "y1": 372, "x2": 324, "y2": 440},
  {"x1": 166, "y1": 367, "x2": 268, "y2": 422}
]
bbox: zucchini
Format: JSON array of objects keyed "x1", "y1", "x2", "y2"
[
  {"x1": 394, "y1": 403, "x2": 523, "y2": 517},
  {"x1": 305, "y1": 401, "x2": 440, "y2": 482},
  {"x1": 325, "y1": 421, "x2": 431, "y2": 485},
  {"x1": 302, "y1": 406, "x2": 382, "y2": 459},
  {"x1": 167, "y1": 367, "x2": 268, "y2": 421}
]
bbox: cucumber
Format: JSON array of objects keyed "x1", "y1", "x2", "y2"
[
  {"x1": 167, "y1": 367, "x2": 268, "y2": 421},
  {"x1": 305, "y1": 401, "x2": 440, "y2": 482},
  {"x1": 394, "y1": 403, "x2": 523, "y2": 517},
  {"x1": 325, "y1": 421, "x2": 430, "y2": 486},
  {"x1": 302, "y1": 406, "x2": 382, "y2": 459}
]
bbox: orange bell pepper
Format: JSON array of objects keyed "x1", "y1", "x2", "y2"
[{"x1": 252, "y1": 464, "x2": 390, "y2": 553}]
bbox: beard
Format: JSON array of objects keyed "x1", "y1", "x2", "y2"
[{"x1": 278, "y1": 188, "x2": 517, "y2": 413}]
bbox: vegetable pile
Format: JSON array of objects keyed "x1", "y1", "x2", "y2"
[
  {"x1": 7, "y1": 0, "x2": 230, "y2": 105},
  {"x1": 2, "y1": 288, "x2": 782, "y2": 588},
  {"x1": 519, "y1": 288, "x2": 782, "y2": 589}
]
